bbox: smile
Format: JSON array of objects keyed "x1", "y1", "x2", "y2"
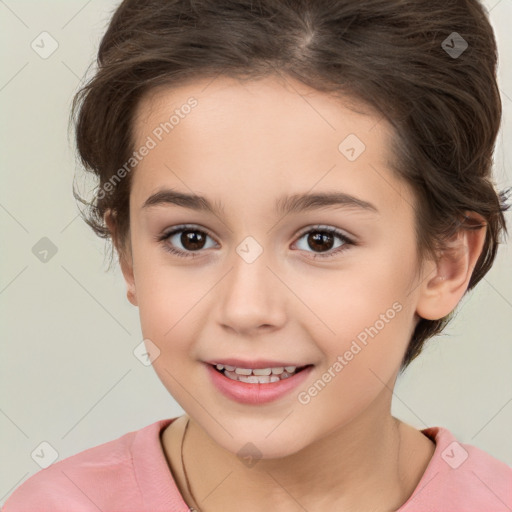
[
  {"x1": 206, "y1": 363, "x2": 314, "y2": 405},
  {"x1": 214, "y1": 364, "x2": 309, "y2": 383}
]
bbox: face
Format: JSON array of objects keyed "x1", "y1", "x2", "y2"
[{"x1": 122, "y1": 74, "x2": 425, "y2": 457}]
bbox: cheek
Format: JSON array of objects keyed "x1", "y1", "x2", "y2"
[
  {"x1": 134, "y1": 267, "x2": 205, "y2": 402},
  {"x1": 300, "y1": 249, "x2": 412, "y2": 330},
  {"x1": 131, "y1": 247, "x2": 206, "y2": 354},
  {"x1": 296, "y1": 286, "x2": 412, "y2": 426},
  {"x1": 137, "y1": 280, "x2": 202, "y2": 342},
  {"x1": 292, "y1": 246, "x2": 416, "y2": 373}
]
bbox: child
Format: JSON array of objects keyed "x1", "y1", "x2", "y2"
[{"x1": 4, "y1": 0, "x2": 511, "y2": 510}]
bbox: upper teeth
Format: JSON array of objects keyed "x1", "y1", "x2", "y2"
[{"x1": 216, "y1": 364, "x2": 297, "y2": 375}]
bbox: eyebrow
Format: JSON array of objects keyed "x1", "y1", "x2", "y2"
[{"x1": 141, "y1": 188, "x2": 379, "y2": 216}]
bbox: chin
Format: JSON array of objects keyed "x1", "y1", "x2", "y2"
[{"x1": 209, "y1": 425, "x2": 312, "y2": 461}]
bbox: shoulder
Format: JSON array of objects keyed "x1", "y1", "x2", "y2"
[
  {"x1": 400, "y1": 426, "x2": 512, "y2": 512},
  {"x1": 2, "y1": 418, "x2": 176, "y2": 512}
]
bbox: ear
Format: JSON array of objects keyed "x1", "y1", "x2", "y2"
[
  {"x1": 415, "y1": 212, "x2": 487, "y2": 321},
  {"x1": 104, "y1": 209, "x2": 138, "y2": 307}
]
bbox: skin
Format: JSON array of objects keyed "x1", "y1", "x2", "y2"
[{"x1": 105, "y1": 74, "x2": 486, "y2": 511}]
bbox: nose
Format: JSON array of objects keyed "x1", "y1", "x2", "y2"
[{"x1": 216, "y1": 246, "x2": 287, "y2": 336}]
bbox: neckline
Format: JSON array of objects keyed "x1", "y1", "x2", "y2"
[
  {"x1": 154, "y1": 418, "x2": 444, "y2": 511},
  {"x1": 395, "y1": 426, "x2": 444, "y2": 511}
]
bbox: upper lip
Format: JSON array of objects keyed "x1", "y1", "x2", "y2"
[{"x1": 205, "y1": 358, "x2": 312, "y2": 369}]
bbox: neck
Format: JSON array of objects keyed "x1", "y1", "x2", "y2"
[{"x1": 170, "y1": 389, "x2": 435, "y2": 512}]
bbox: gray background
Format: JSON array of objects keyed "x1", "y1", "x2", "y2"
[{"x1": 1, "y1": 0, "x2": 511, "y2": 505}]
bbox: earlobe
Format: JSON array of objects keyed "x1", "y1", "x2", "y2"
[
  {"x1": 119, "y1": 256, "x2": 138, "y2": 307},
  {"x1": 415, "y1": 213, "x2": 487, "y2": 321},
  {"x1": 104, "y1": 209, "x2": 138, "y2": 307}
]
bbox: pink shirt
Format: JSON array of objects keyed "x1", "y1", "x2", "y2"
[{"x1": 3, "y1": 417, "x2": 511, "y2": 511}]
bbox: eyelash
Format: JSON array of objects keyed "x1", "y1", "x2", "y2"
[{"x1": 155, "y1": 224, "x2": 355, "y2": 260}]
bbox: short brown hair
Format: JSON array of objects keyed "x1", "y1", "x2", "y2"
[{"x1": 70, "y1": 0, "x2": 510, "y2": 371}]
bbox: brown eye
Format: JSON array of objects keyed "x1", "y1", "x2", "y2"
[
  {"x1": 159, "y1": 225, "x2": 217, "y2": 258},
  {"x1": 179, "y1": 229, "x2": 208, "y2": 251},
  {"x1": 307, "y1": 231, "x2": 336, "y2": 252},
  {"x1": 293, "y1": 226, "x2": 354, "y2": 259}
]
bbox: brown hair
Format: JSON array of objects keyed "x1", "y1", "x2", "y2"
[{"x1": 70, "y1": 0, "x2": 510, "y2": 371}]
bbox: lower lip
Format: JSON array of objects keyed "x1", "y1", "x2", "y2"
[{"x1": 205, "y1": 363, "x2": 314, "y2": 405}]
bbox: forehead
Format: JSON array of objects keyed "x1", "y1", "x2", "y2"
[
  {"x1": 133, "y1": 74, "x2": 385, "y2": 149},
  {"x1": 130, "y1": 75, "x2": 412, "y2": 218}
]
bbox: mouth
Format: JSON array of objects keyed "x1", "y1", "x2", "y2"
[
  {"x1": 206, "y1": 361, "x2": 315, "y2": 404},
  {"x1": 210, "y1": 363, "x2": 313, "y2": 384}
]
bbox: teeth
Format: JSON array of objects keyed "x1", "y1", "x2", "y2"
[
  {"x1": 234, "y1": 368, "x2": 252, "y2": 375},
  {"x1": 224, "y1": 369, "x2": 242, "y2": 381},
  {"x1": 215, "y1": 363, "x2": 307, "y2": 383},
  {"x1": 252, "y1": 368, "x2": 272, "y2": 376},
  {"x1": 224, "y1": 369, "x2": 297, "y2": 383},
  {"x1": 239, "y1": 375, "x2": 270, "y2": 384},
  {"x1": 215, "y1": 364, "x2": 298, "y2": 376}
]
